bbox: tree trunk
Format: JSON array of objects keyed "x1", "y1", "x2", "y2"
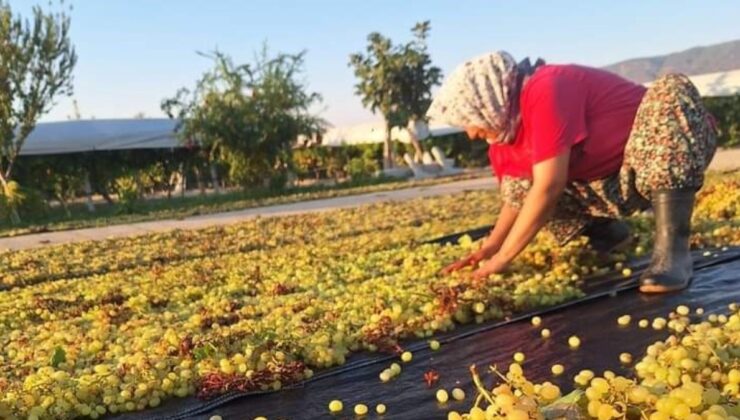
[
  {"x1": 83, "y1": 172, "x2": 95, "y2": 213},
  {"x1": 179, "y1": 163, "x2": 187, "y2": 198},
  {"x1": 193, "y1": 166, "x2": 206, "y2": 196},
  {"x1": 209, "y1": 163, "x2": 221, "y2": 194},
  {"x1": 408, "y1": 131, "x2": 423, "y2": 163},
  {"x1": 86, "y1": 155, "x2": 113, "y2": 205},
  {"x1": 383, "y1": 121, "x2": 394, "y2": 169},
  {"x1": 56, "y1": 194, "x2": 71, "y2": 218},
  {"x1": 0, "y1": 172, "x2": 21, "y2": 224},
  {"x1": 408, "y1": 119, "x2": 425, "y2": 163},
  {"x1": 172, "y1": 163, "x2": 187, "y2": 198},
  {"x1": 167, "y1": 171, "x2": 178, "y2": 199}
]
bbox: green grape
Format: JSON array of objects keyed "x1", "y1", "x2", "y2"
[
  {"x1": 436, "y1": 389, "x2": 449, "y2": 404},
  {"x1": 551, "y1": 364, "x2": 564, "y2": 376},
  {"x1": 451, "y1": 388, "x2": 465, "y2": 401},
  {"x1": 354, "y1": 404, "x2": 368, "y2": 416},
  {"x1": 568, "y1": 336, "x2": 581, "y2": 349},
  {"x1": 328, "y1": 400, "x2": 343, "y2": 413}
]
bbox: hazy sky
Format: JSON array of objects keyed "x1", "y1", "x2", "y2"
[{"x1": 11, "y1": 0, "x2": 740, "y2": 126}]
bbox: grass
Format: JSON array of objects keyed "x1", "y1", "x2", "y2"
[{"x1": 0, "y1": 170, "x2": 489, "y2": 238}]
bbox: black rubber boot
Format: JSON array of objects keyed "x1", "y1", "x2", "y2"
[
  {"x1": 639, "y1": 190, "x2": 695, "y2": 293},
  {"x1": 582, "y1": 218, "x2": 632, "y2": 255}
]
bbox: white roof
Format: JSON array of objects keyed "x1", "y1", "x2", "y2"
[
  {"x1": 322, "y1": 121, "x2": 463, "y2": 147},
  {"x1": 643, "y1": 69, "x2": 740, "y2": 96},
  {"x1": 20, "y1": 119, "x2": 180, "y2": 156},
  {"x1": 20, "y1": 118, "x2": 462, "y2": 154},
  {"x1": 686, "y1": 69, "x2": 740, "y2": 97}
]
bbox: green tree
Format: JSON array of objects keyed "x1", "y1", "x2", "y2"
[
  {"x1": 397, "y1": 22, "x2": 443, "y2": 161},
  {"x1": 0, "y1": 1, "x2": 76, "y2": 222},
  {"x1": 162, "y1": 47, "x2": 324, "y2": 187},
  {"x1": 349, "y1": 21, "x2": 441, "y2": 168},
  {"x1": 704, "y1": 94, "x2": 740, "y2": 148}
]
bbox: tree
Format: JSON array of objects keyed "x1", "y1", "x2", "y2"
[
  {"x1": 397, "y1": 22, "x2": 443, "y2": 162},
  {"x1": 349, "y1": 21, "x2": 441, "y2": 169},
  {"x1": 704, "y1": 94, "x2": 740, "y2": 148},
  {"x1": 349, "y1": 32, "x2": 401, "y2": 170},
  {"x1": 162, "y1": 47, "x2": 325, "y2": 188},
  {"x1": 0, "y1": 1, "x2": 77, "y2": 222}
]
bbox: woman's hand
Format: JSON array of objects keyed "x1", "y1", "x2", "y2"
[
  {"x1": 472, "y1": 254, "x2": 509, "y2": 280},
  {"x1": 440, "y1": 203, "x2": 520, "y2": 276},
  {"x1": 440, "y1": 249, "x2": 485, "y2": 274}
]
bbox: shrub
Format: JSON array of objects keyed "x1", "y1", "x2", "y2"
[{"x1": 704, "y1": 94, "x2": 740, "y2": 148}]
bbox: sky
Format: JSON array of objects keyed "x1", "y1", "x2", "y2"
[{"x1": 11, "y1": 0, "x2": 740, "y2": 127}]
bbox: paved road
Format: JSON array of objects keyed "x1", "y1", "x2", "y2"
[
  {"x1": 1, "y1": 148, "x2": 737, "y2": 252},
  {"x1": 709, "y1": 147, "x2": 740, "y2": 171}
]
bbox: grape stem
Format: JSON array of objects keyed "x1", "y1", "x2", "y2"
[{"x1": 470, "y1": 364, "x2": 496, "y2": 406}]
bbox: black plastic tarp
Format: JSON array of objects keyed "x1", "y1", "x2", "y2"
[{"x1": 115, "y1": 244, "x2": 740, "y2": 420}]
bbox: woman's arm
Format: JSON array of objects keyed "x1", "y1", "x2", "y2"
[
  {"x1": 473, "y1": 149, "x2": 570, "y2": 279},
  {"x1": 440, "y1": 202, "x2": 518, "y2": 274},
  {"x1": 479, "y1": 202, "x2": 519, "y2": 256}
]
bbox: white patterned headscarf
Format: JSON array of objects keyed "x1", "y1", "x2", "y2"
[{"x1": 426, "y1": 51, "x2": 543, "y2": 144}]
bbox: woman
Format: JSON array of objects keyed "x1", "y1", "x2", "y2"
[{"x1": 427, "y1": 52, "x2": 717, "y2": 293}]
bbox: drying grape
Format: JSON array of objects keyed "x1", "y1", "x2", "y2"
[
  {"x1": 473, "y1": 302, "x2": 486, "y2": 314},
  {"x1": 328, "y1": 400, "x2": 343, "y2": 413},
  {"x1": 354, "y1": 404, "x2": 368, "y2": 416},
  {"x1": 652, "y1": 317, "x2": 667, "y2": 330},
  {"x1": 459, "y1": 305, "x2": 740, "y2": 420},
  {"x1": 0, "y1": 174, "x2": 736, "y2": 419},
  {"x1": 619, "y1": 352, "x2": 632, "y2": 365},
  {"x1": 436, "y1": 389, "x2": 449, "y2": 404},
  {"x1": 568, "y1": 336, "x2": 581, "y2": 349},
  {"x1": 539, "y1": 383, "x2": 561, "y2": 400},
  {"x1": 390, "y1": 363, "x2": 402, "y2": 376},
  {"x1": 551, "y1": 364, "x2": 564, "y2": 376}
]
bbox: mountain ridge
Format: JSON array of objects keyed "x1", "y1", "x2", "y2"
[{"x1": 602, "y1": 39, "x2": 740, "y2": 83}]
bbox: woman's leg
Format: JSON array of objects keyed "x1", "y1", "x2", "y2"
[{"x1": 621, "y1": 74, "x2": 717, "y2": 293}]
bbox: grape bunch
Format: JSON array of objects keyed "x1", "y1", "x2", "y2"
[{"x1": 459, "y1": 305, "x2": 740, "y2": 420}]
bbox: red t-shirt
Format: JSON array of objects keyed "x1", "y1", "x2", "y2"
[{"x1": 488, "y1": 64, "x2": 647, "y2": 181}]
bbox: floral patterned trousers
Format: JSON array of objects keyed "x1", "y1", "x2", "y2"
[{"x1": 501, "y1": 74, "x2": 718, "y2": 244}]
